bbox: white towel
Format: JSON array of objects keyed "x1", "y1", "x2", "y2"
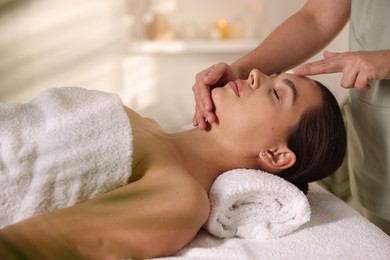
[
  {"x1": 0, "y1": 87, "x2": 133, "y2": 228},
  {"x1": 204, "y1": 169, "x2": 311, "y2": 239}
]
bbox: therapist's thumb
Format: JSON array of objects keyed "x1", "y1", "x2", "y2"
[{"x1": 204, "y1": 63, "x2": 228, "y2": 85}]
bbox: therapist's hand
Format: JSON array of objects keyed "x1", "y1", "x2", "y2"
[
  {"x1": 294, "y1": 50, "x2": 390, "y2": 90},
  {"x1": 192, "y1": 62, "x2": 239, "y2": 129}
]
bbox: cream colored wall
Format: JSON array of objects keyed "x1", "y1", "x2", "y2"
[{"x1": 0, "y1": 0, "x2": 127, "y2": 103}]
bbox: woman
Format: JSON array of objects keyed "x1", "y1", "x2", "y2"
[{"x1": 0, "y1": 69, "x2": 346, "y2": 259}]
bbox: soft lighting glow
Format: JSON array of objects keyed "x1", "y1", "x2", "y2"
[{"x1": 217, "y1": 19, "x2": 229, "y2": 39}]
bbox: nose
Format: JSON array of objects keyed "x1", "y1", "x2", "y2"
[{"x1": 248, "y1": 69, "x2": 268, "y2": 89}]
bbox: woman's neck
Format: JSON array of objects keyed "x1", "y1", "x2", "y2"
[
  {"x1": 168, "y1": 128, "x2": 245, "y2": 192},
  {"x1": 125, "y1": 107, "x2": 253, "y2": 192}
]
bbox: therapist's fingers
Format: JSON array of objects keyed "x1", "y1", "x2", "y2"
[
  {"x1": 322, "y1": 54, "x2": 371, "y2": 90},
  {"x1": 341, "y1": 65, "x2": 371, "y2": 90},
  {"x1": 294, "y1": 56, "x2": 343, "y2": 76},
  {"x1": 192, "y1": 62, "x2": 237, "y2": 129},
  {"x1": 323, "y1": 50, "x2": 341, "y2": 59},
  {"x1": 194, "y1": 64, "x2": 221, "y2": 111},
  {"x1": 192, "y1": 84, "x2": 216, "y2": 129},
  {"x1": 192, "y1": 66, "x2": 217, "y2": 129},
  {"x1": 193, "y1": 110, "x2": 216, "y2": 130},
  {"x1": 203, "y1": 62, "x2": 233, "y2": 87},
  {"x1": 355, "y1": 73, "x2": 372, "y2": 90},
  {"x1": 340, "y1": 67, "x2": 359, "y2": 88},
  {"x1": 203, "y1": 64, "x2": 219, "y2": 85},
  {"x1": 192, "y1": 84, "x2": 214, "y2": 129},
  {"x1": 295, "y1": 50, "x2": 389, "y2": 91}
]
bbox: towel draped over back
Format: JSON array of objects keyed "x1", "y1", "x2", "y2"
[{"x1": 0, "y1": 87, "x2": 133, "y2": 228}]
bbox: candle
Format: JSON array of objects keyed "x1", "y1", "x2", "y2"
[{"x1": 217, "y1": 19, "x2": 229, "y2": 40}]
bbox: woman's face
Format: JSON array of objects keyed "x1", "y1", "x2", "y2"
[{"x1": 211, "y1": 69, "x2": 323, "y2": 155}]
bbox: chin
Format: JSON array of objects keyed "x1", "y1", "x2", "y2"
[{"x1": 210, "y1": 89, "x2": 221, "y2": 110}]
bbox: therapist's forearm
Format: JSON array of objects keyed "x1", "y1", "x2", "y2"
[{"x1": 232, "y1": 0, "x2": 350, "y2": 78}]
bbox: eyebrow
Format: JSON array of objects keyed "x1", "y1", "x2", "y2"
[{"x1": 281, "y1": 78, "x2": 297, "y2": 104}]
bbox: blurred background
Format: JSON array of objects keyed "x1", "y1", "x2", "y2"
[{"x1": 0, "y1": 0, "x2": 349, "y2": 132}]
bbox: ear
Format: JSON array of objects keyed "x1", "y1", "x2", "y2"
[{"x1": 259, "y1": 147, "x2": 296, "y2": 172}]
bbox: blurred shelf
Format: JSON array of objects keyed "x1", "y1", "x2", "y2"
[{"x1": 128, "y1": 40, "x2": 259, "y2": 54}]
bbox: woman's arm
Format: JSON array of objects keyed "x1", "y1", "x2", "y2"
[{"x1": 0, "y1": 171, "x2": 210, "y2": 259}]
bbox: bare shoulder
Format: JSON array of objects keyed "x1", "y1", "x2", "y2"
[
  {"x1": 125, "y1": 164, "x2": 210, "y2": 217},
  {"x1": 82, "y1": 167, "x2": 211, "y2": 258},
  {"x1": 123, "y1": 105, "x2": 160, "y2": 128},
  {"x1": 123, "y1": 105, "x2": 140, "y2": 119}
]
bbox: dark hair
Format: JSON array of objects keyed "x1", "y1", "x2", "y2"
[{"x1": 279, "y1": 80, "x2": 346, "y2": 194}]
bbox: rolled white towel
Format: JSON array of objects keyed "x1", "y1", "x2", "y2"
[{"x1": 204, "y1": 169, "x2": 311, "y2": 239}]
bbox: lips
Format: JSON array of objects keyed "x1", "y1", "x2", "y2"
[{"x1": 228, "y1": 81, "x2": 240, "y2": 97}]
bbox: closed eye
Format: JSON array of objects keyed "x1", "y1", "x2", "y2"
[{"x1": 273, "y1": 89, "x2": 280, "y2": 101}]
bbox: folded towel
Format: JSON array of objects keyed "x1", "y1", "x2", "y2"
[
  {"x1": 0, "y1": 87, "x2": 133, "y2": 228},
  {"x1": 204, "y1": 169, "x2": 311, "y2": 239}
]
